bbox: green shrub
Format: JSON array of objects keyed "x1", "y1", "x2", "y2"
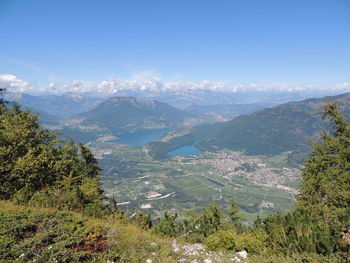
[
  {"x1": 205, "y1": 230, "x2": 237, "y2": 252},
  {"x1": 0, "y1": 207, "x2": 106, "y2": 263},
  {"x1": 83, "y1": 203, "x2": 106, "y2": 218},
  {"x1": 235, "y1": 229, "x2": 269, "y2": 255}
]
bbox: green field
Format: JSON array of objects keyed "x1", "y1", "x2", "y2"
[{"x1": 89, "y1": 141, "x2": 300, "y2": 224}]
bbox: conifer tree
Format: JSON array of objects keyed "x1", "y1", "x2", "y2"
[
  {"x1": 297, "y1": 101, "x2": 350, "y2": 225},
  {"x1": 228, "y1": 200, "x2": 242, "y2": 230},
  {"x1": 0, "y1": 101, "x2": 105, "y2": 210},
  {"x1": 0, "y1": 87, "x2": 6, "y2": 105}
]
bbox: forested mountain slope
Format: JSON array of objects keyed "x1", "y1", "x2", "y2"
[
  {"x1": 198, "y1": 93, "x2": 350, "y2": 155},
  {"x1": 64, "y1": 96, "x2": 195, "y2": 139}
]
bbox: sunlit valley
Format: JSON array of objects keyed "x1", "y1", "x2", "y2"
[
  {"x1": 1, "y1": 1, "x2": 349, "y2": 262},
  {"x1": 5, "y1": 87, "x2": 350, "y2": 225}
]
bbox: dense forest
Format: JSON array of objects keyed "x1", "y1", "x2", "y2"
[{"x1": 0, "y1": 89, "x2": 349, "y2": 263}]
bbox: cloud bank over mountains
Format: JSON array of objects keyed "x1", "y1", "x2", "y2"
[
  {"x1": 0, "y1": 74, "x2": 30, "y2": 93},
  {"x1": 1, "y1": 74, "x2": 350, "y2": 96}
]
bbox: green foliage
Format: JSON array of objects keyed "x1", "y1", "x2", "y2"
[
  {"x1": 185, "y1": 203, "x2": 223, "y2": 238},
  {"x1": 154, "y1": 212, "x2": 181, "y2": 237},
  {"x1": 132, "y1": 210, "x2": 153, "y2": 230},
  {"x1": 0, "y1": 207, "x2": 108, "y2": 262},
  {"x1": 0, "y1": 104, "x2": 105, "y2": 212},
  {"x1": 235, "y1": 229, "x2": 269, "y2": 255},
  {"x1": 0, "y1": 202, "x2": 178, "y2": 263},
  {"x1": 83, "y1": 203, "x2": 107, "y2": 218},
  {"x1": 205, "y1": 230, "x2": 237, "y2": 252},
  {"x1": 154, "y1": 203, "x2": 242, "y2": 242},
  {"x1": 204, "y1": 229, "x2": 269, "y2": 255},
  {"x1": 258, "y1": 208, "x2": 341, "y2": 256},
  {"x1": 244, "y1": 102, "x2": 350, "y2": 258},
  {"x1": 228, "y1": 200, "x2": 243, "y2": 231},
  {"x1": 0, "y1": 87, "x2": 6, "y2": 106},
  {"x1": 1, "y1": 93, "x2": 348, "y2": 262},
  {"x1": 0, "y1": 104, "x2": 59, "y2": 200},
  {"x1": 152, "y1": 101, "x2": 349, "y2": 260},
  {"x1": 249, "y1": 254, "x2": 341, "y2": 263},
  {"x1": 297, "y1": 102, "x2": 350, "y2": 225}
]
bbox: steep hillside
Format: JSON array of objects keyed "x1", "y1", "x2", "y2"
[
  {"x1": 197, "y1": 92, "x2": 350, "y2": 156},
  {"x1": 148, "y1": 92, "x2": 350, "y2": 161},
  {"x1": 1, "y1": 201, "x2": 318, "y2": 263},
  {"x1": 185, "y1": 102, "x2": 273, "y2": 121},
  {"x1": 0, "y1": 201, "x2": 177, "y2": 263}
]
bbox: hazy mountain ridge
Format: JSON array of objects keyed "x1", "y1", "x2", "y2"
[
  {"x1": 4, "y1": 87, "x2": 345, "y2": 118},
  {"x1": 99, "y1": 88, "x2": 347, "y2": 110},
  {"x1": 185, "y1": 102, "x2": 274, "y2": 121},
  {"x1": 198, "y1": 92, "x2": 350, "y2": 156},
  {"x1": 148, "y1": 92, "x2": 350, "y2": 161},
  {"x1": 29, "y1": 108, "x2": 62, "y2": 126},
  {"x1": 63, "y1": 96, "x2": 196, "y2": 141},
  {"x1": 4, "y1": 92, "x2": 104, "y2": 118},
  {"x1": 8, "y1": 90, "x2": 350, "y2": 158},
  {"x1": 5, "y1": 101, "x2": 62, "y2": 126}
]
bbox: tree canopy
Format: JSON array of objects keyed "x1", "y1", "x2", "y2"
[
  {"x1": 0, "y1": 102, "x2": 105, "y2": 212},
  {"x1": 297, "y1": 101, "x2": 350, "y2": 225}
]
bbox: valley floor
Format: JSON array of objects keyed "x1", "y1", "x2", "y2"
[{"x1": 88, "y1": 141, "x2": 301, "y2": 224}]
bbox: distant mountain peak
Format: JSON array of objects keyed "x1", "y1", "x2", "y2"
[
  {"x1": 196, "y1": 92, "x2": 350, "y2": 157},
  {"x1": 63, "y1": 92, "x2": 86, "y2": 100},
  {"x1": 66, "y1": 96, "x2": 193, "y2": 138},
  {"x1": 4, "y1": 92, "x2": 104, "y2": 118},
  {"x1": 105, "y1": 96, "x2": 160, "y2": 108}
]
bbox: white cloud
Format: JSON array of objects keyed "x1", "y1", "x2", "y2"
[
  {"x1": 0, "y1": 74, "x2": 30, "y2": 93},
  {"x1": 1, "y1": 73, "x2": 350, "y2": 96},
  {"x1": 335, "y1": 82, "x2": 350, "y2": 90}
]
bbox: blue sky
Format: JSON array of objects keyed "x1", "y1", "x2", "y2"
[{"x1": 0, "y1": 0, "x2": 349, "y2": 87}]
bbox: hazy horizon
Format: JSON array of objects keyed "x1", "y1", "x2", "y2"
[{"x1": 1, "y1": 0, "x2": 349, "y2": 95}]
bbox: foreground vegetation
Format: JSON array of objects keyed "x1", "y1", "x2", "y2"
[
  {"x1": 0, "y1": 201, "x2": 344, "y2": 263},
  {"x1": 0, "y1": 91, "x2": 349, "y2": 262},
  {"x1": 0, "y1": 201, "x2": 179, "y2": 263}
]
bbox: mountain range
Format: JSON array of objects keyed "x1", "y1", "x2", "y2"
[
  {"x1": 198, "y1": 92, "x2": 350, "y2": 155},
  {"x1": 5, "y1": 87, "x2": 343, "y2": 118},
  {"x1": 4, "y1": 92, "x2": 104, "y2": 118},
  {"x1": 61, "y1": 96, "x2": 195, "y2": 142},
  {"x1": 185, "y1": 102, "x2": 273, "y2": 121},
  {"x1": 149, "y1": 92, "x2": 350, "y2": 162},
  {"x1": 6, "y1": 89, "x2": 350, "y2": 161}
]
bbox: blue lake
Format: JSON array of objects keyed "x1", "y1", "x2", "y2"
[
  {"x1": 168, "y1": 143, "x2": 203, "y2": 156},
  {"x1": 107, "y1": 127, "x2": 175, "y2": 146}
]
